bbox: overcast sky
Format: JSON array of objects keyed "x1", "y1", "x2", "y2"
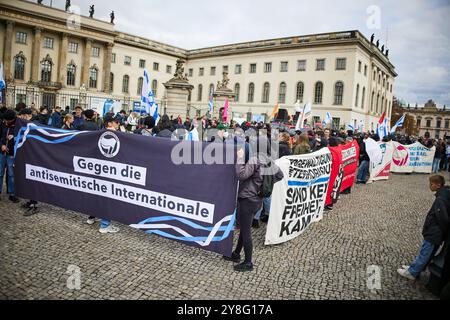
[{"x1": 33, "y1": 0, "x2": 450, "y2": 107}]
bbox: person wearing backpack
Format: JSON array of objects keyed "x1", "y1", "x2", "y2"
[{"x1": 224, "y1": 146, "x2": 283, "y2": 272}]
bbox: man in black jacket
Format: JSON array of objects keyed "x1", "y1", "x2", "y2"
[
  {"x1": 398, "y1": 175, "x2": 450, "y2": 280},
  {"x1": 356, "y1": 133, "x2": 370, "y2": 184},
  {"x1": 78, "y1": 109, "x2": 99, "y2": 131}
]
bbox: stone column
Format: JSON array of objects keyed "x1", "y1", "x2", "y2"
[
  {"x1": 103, "y1": 42, "x2": 114, "y2": 93},
  {"x1": 31, "y1": 27, "x2": 42, "y2": 83},
  {"x1": 58, "y1": 33, "x2": 68, "y2": 87},
  {"x1": 81, "y1": 38, "x2": 92, "y2": 87},
  {"x1": 3, "y1": 20, "x2": 14, "y2": 82}
]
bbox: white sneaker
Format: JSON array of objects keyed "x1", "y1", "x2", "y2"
[
  {"x1": 86, "y1": 218, "x2": 99, "y2": 225},
  {"x1": 397, "y1": 268, "x2": 416, "y2": 281},
  {"x1": 99, "y1": 225, "x2": 120, "y2": 234}
]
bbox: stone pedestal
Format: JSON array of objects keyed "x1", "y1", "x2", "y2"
[{"x1": 163, "y1": 82, "x2": 193, "y2": 118}]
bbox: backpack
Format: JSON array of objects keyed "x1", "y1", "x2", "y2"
[{"x1": 258, "y1": 161, "x2": 281, "y2": 198}]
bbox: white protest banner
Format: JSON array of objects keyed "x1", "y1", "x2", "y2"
[
  {"x1": 367, "y1": 142, "x2": 394, "y2": 183},
  {"x1": 391, "y1": 142, "x2": 435, "y2": 174},
  {"x1": 265, "y1": 148, "x2": 332, "y2": 245}
]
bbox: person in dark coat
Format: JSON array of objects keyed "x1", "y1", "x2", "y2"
[
  {"x1": 72, "y1": 106, "x2": 84, "y2": 129},
  {"x1": 32, "y1": 106, "x2": 50, "y2": 126},
  {"x1": 49, "y1": 106, "x2": 63, "y2": 128},
  {"x1": 398, "y1": 175, "x2": 450, "y2": 280},
  {"x1": 154, "y1": 114, "x2": 174, "y2": 139},
  {"x1": 278, "y1": 132, "x2": 292, "y2": 158},
  {"x1": 356, "y1": 133, "x2": 371, "y2": 184},
  {"x1": 78, "y1": 110, "x2": 99, "y2": 131}
]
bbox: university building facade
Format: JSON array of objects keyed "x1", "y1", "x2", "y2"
[{"x1": 1, "y1": 0, "x2": 397, "y2": 130}]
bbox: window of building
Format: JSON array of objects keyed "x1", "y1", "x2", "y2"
[
  {"x1": 70, "y1": 98, "x2": 79, "y2": 110},
  {"x1": 250, "y1": 63, "x2": 257, "y2": 73},
  {"x1": 234, "y1": 83, "x2": 240, "y2": 102},
  {"x1": 16, "y1": 32, "x2": 27, "y2": 44},
  {"x1": 223, "y1": 65, "x2": 228, "y2": 73},
  {"x1": 153, "y1": 62, "x2": 159, "y2": 71},
  {"x1": 361, "y1": 87, "x2": 366, "y2": 109},
  {"x1": 316, "y1": 59, "x2": 325, "y2": 71},
  {"x1": 152, "y1": 79, "x2": 158, "y2": 97},
  {"x1": 235, "y1": 64, "x2": 242, "y2": 74},
  {"x1": 210, "y1": 66, "x2": 216, "y2": 76},
  {"x1": 139, "y1": 59, "x2": 146, "y2": 68},
  {"x1": 43, "y1": 37, "x2": 54, "y2": 49},
  {"x1": 124, "y1": 56, "x2": 131, "y2": 66},
  {"x1": 89, "y1": 68, "x2": 98, "y2": 88},
  {"x1": 373, "y1": 70, "x2": 376, "y2": 81},
  {"x1": 371, "y1": 91, "x2": 375, "y2": 112},
  {"x1": 248, "y1": 83, "x2": 255, "y2": 102},
  {"x1": 166, "y1": 65, "x2": 172, "y2": 74},
  {"x1": 297, "y1": 60, "x2": 306, "y2": 71},
  {"x1": 390, "y1": 84, "x2": 393, "y2": 93},
  {"x1": 278, "y1": 82, "x2": 287, "y2": 103},
  {"x1": 188, "y1": 68, "x2": 193, "y2": 77},
  {"x1": 334, "y1": 82, "x2": 344, "y2": 105},
  {"x1": 262, "y1": 82, "x2": 270, "y2": 103},
  {"x1": 332, "y1": 118, "x2": 340, "y2": 130},
  {"x1": 197, "y1": 84, "x2": 203, "y2": 101},
  {"x1": 122, "y1": 75, "x2": 129, "y2": 93},
  {"x1": 111, "y1": 53, "x2": 116, "y2": 63},
  {"x1": 16, "y1": 94, "x2": 26, "y2": 105},
  {"x1": 280, "y1": 61, "x2": 288, "y2": 72},
  {"x1": 376, "y1": 94, "x2": 380, "y2": 113},
  {"x1": 364, "y1": 65, "x2": 368, "y2": 76},
  {"x1": 358, "y1": 61, "x2": 362, "y2": 73},
  {"x1": 444, "y1": 120, "x2": 449, "y2": 129},
  {"x1": 137, "y1": 77, "x2": 143, "y2": 95},
  {"x1": 417, "y1": 118, "x2": 421, "y2": 127},
  {"x1": 336, "y1": 58, "x2": 346, "y2": 70},
  {"x1": 14, "y1": 53, "x2": 26, "y2": 80},
  {"x1": 264, "y1": 62, "x2": 272, "y2": 73},
  {"x1": 314, "y1": 82, "x2": 323, "y2": 104},
  {"x1": 68, "y1": 42, "x2": 78, "y2": 53},
  {"x1": 209, "y1": 83, "x2": 215, "y2": 96},
  {"x1": 355, "y1": 84, "x2": 360, "y2": 107},
  {"x1": 109, "y1": 73, "x2": 114, "y2": 93},
  {"x1": 41, "y1": 56, "x2": 53, "y2": 82},
  {"x1": 199, "y1": 68, "x2": 204, "y2": 76},
  {"x1": 91, "y1": 47, "x2": 100, "y2": 57},
  {"x1": 296, "y1": 82, "x2": 304, "y2": 103},
  {"x1": 426, "y1": 119, "x2": 431, "y2": 128},
  {"x1": 436, "y1": 119, "x2": 442, "y2": 128},
  {"x1": 67, "y1": 64, "x2": 76, "y2": 86}
]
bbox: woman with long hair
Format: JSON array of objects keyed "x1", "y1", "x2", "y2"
[{"x1": 293, "y1": 133, "x2": 311, "y2": 155}]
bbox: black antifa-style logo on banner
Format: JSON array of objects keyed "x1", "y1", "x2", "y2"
[{"x1": 98, "y1": 132, "x2": 120, "y2": 158}]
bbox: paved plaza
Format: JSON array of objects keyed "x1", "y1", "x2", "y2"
[{"x1": 0, "y1": 173, "x2": 445, "y2": 300}]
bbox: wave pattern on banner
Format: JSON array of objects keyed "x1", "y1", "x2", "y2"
[
  {"x1": 130, "y1": 212, "x2": 236, "y2": 247},
  {"x1": 15, "y1": 124, "x2": 88, "y2": 155}
]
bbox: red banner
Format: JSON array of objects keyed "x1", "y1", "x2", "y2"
[{"x1": 325, "y1": 141, "x2": 360, "y2": 205}]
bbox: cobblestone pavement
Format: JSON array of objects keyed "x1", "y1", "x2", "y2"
[{"x1": 1, "y1": 173, "x2": 446, "y2": 300}]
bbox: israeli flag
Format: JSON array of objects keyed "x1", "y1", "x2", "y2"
[
  {"x1": 322, "y1": 112, "x2": 333, "y2": 127},
  {"x1": 376, "y1": 118, "x2": 389, "y2": 140},
  {"x1": 208, "y1": 95, "x2": 214, "y2": 113},
  {"x1": 390, "y1": 114, "x2": 406, "y2": 134},
  {"x1": 0, "y1": 63, "x2": 5, "y2": 90},
  {"x1": 348, "y1": 123, "x2": 355, "y2": 131},
  {"x1": 150, "y1": 103, "x2": 160, "y2": 125},
  {"x1": 141, "y1": 69, "x2": 155, "y2": 115}
]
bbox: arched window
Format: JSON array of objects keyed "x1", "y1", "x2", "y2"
[
  {"x1": 89, "y1": 67, "x2": 98, "y2": 88},
  {"x1": 376, "y1": 93, "x2": 380, "y2": 113},
  {"x1": 361, "y1": 87, "x2": 366, "y2": 109},
  {"x1": 41, "y1": 55, "x2": 53, "y2": 82},
  {"x1": 137, "y1": 77, "x2": 143, "y2": 95},
  {"x1": 334, "y1": 81, "x2": 344, "y2": 105},
  {"x1": 152, "y1": 79, "x2": 158, "y2": 97},
  {"x1": 109, "y1": 73, "x2": 114, "y2": 93},
  {"x1": 209, "y1": 83, "x2": 215, "y2": 96},
  {"x1": 381, "y1": 96, "x2": 385, "y2": 113},
  {"x1": 197, "y1": 84, "x2": 203, "y2": 101},
  {"x1": 355, "y1": 84, "x2": 360, "y2": 107},
  {"x1": 371, "y1": 91, "x2": 375, "y2": 112},
  {"x1": 234, "y1": 83, "x2": 240, "y2": 102},
  {"x1": 278, "y1": 82, "x2": 286, "y2": 104},
  {"x1": 296, "y1": 82, "x2": 304, "y2": 103},
  {"x1": 314, "y1": 82, "x2": 323, "y2": 104},
  {"x1": 14, "y1": 52, "x2": 26, "y2": 80},
  {"x1": 66, "y1": 63, "x2": 76, "y2": 86},
  {"x1": 248, "y1": 83, "x2": 255, "y2": 103},
  {"x1": 262, "y1": 82, "x2": 270, "y2": 103},
  {"x1": 122, "y1": 75, "x2": 129, "y2": 93}
]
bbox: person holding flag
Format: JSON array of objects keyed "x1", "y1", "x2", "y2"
[{"x1": 141, "y1": 69, "x2": 160, "y2": 125}]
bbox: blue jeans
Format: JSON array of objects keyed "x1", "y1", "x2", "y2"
[
  {"x1": 408, "y1": 240, "x2": 436, "y2": 278},
  {"x1": 432, "y1": 158, "x2": 441, "y2": 173},
  {"x1": 0, "y1": 154, "x2": 15, "y2": 196},
  {"x1": 357, "y1": 160, "x2": 369, "y2": 182},
  {"x1": 255, "y1": 197, "x2": 271, "y2": 220}
]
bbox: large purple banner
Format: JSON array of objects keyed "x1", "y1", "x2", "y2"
[{"x1": 14, "y1": 122, "x2": 238, "y2": 256}]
